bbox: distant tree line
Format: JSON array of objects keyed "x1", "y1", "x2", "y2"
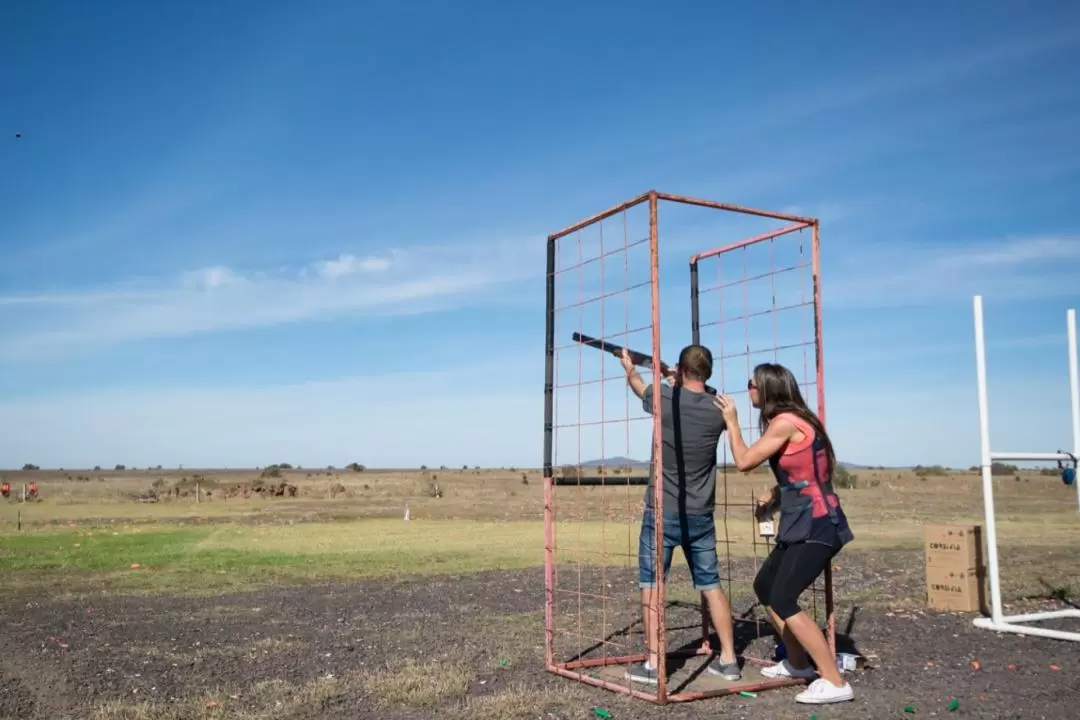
[{"x1": 964, "y1": 462, "x2": 1022, "y2": 475}]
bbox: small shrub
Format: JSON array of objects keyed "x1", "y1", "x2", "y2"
[{"x1": 833, "y1": 465, "x2": 857, "y2": 489}]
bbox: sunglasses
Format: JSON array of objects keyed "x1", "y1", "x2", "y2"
[{"x1": 747, "y1": 379, "x2": 757, "y2": 391}]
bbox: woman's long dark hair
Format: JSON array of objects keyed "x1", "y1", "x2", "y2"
[{"x1": 753, "y1": 362, "x2": 837, "y2": 478}]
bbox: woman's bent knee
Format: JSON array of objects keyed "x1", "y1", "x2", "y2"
[{"x1": 769, "y1": 592, "x2": 802, "y2": 620}]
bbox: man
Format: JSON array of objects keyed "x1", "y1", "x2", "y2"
[{"x1": 620, "y1": 344, "x2": 741, "y2": 684}]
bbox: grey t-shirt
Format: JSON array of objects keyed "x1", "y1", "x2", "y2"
[{"x1": 641, "y1": 382, "x2": 726, "y2": 516}]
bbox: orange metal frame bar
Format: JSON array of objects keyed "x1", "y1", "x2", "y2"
[{"x1": 543, "y1": 190, "x2": 829, "y2": 705}]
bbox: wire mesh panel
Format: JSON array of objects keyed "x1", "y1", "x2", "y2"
[
  {"x1": 544, "y1": 192, "x2": 667, "y2": 701},
  {"x1": 543, "y1": 192, "x2": 828, "y2": 704},
  {"x1": 688, "y1": 210, "x2": 833, "y2": 663}
]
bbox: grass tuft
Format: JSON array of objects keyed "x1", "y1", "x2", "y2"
[{"x1": 359, "y1": 658, "x2": 472, "y2": 708}]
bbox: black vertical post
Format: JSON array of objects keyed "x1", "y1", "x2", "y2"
[
  {"x1": 544, "y1": 236, "x2": 556, "y2": 479},
  {"x1": 690, "y1": 260, "x2": 700, "y2": 346},
  {"x1": 543, "y1": 235, "x2": 558, "y2": 671}
]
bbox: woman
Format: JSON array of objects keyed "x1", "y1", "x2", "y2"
[{"x1": 714, "y1": 362, "x2": 855, "y2": 706}]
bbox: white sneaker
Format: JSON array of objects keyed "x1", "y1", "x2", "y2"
[
  {"x1": 795, "y1": 678, "x2": 854, "y2": 704},
  {"x1": 760, "y1": 659, "x2": 817, "y2": 680}
]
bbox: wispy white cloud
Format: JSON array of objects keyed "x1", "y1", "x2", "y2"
[
  {"x1": 758, "y1": 27, "x2": 1080, "y2": 127},
  {"x1": 829, "y1": 332, "x2": 1069, "y2": 368},
  {"x1": 0, "y1": 238, "x2": 543, "y2": 361},
  {"x1": 1, "y1": 353, "x2": 1070, "y2": 471},
  {"x1": 649, "y1": 27, "x2": 1080, "y2": 168},
  {"x1": 935, "y1": 236, "x2": 1080, "y2": 269},
  {"x1": 828, "y1": 377, "x2": 1075, "y2": 468},
  {"x1": 315, "y1": 253, "x2": 395, "y2": 279},
  {"x1": 826, "y1": 234, "x2": 1080, "y2": 308},
  {"x1": 0, "y1": 358, "x2": 543, "y2": 470}
]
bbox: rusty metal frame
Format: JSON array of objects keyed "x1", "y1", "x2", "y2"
[
  {"x1": 688, "y1": 209, "x2": 833, "y2": 657},
  {"x1": 543, "y1": 190, "x2": 829, "y2": 704}
]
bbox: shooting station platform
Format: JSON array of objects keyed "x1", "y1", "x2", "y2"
[{"x1": 580, "y1": 656, "x2": 805, "y2": 702}]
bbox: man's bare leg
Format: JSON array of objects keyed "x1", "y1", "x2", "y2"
[
  {"x1": 641, "y1": 587, "x2": 661, "y2": 668},
  {"x1": 700, "y1": 588, "x2": 737, "y2": 663}
]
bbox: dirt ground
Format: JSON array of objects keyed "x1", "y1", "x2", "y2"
[{"x1": 1, "y1": 548, "x2": 1077, "y2": 720}]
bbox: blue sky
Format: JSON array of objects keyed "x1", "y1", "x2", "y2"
[{"x1": 2, "y1": 1, "x2": 1079, "y2": 470}]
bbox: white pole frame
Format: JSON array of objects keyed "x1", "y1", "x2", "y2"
[{"x1": 972, "y1": 294, "x2": 1080, "y2": 642}]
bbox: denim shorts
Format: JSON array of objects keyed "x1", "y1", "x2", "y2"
[{"x1": 637, "y1": 508, "x2": 720, "y2": 592}]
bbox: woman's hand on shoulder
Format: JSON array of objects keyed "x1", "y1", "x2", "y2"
[{"x1": 713, "y1": 394, "x2": 739, "y2": 425}]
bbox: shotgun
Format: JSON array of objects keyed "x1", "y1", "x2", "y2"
[{"x1": 571, "y1": 332, "x2": 717, "y2": 395}]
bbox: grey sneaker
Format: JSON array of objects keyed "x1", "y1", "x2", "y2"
[
  {"x1": 624, "y1": 662, "x2": 659, "y2": 684},
  {"x1": 706, "y1": 655, "x2": 742, "y2": 681}
]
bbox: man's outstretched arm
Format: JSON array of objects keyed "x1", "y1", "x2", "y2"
[{"x1": 620, "y1": 349, "x2": 648, "y2": 399}]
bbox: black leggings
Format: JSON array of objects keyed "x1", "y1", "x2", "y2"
[{"x1": 754, "y1": 542, "x2": 837, "y2": 621}]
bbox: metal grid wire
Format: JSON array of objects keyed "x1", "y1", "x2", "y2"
[
  {"x1": 690, "y1": 218, "x2": 833, "y2": 661},
  {"x1": 543, "y1": 191, "x2": 831, "y2": 704}
]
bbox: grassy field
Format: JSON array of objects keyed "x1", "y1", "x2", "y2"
[
  {"x1": 1, "y1": 464, "x2": 1077, "y2": 719},
  {"x1": 2, "y1": 463, "x2": 1075, "y2": 599}
]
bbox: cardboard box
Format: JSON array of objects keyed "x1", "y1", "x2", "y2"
[
  {"x1": 926, "y1": 565, "x2": 986, "y2": 612},
  {"x1": 924, "y1": 524, "x2": 982, "y2": 569}
]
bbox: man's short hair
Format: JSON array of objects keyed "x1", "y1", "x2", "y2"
[{"x1": 678, "y1": 345, "x2": 713, "y2": 382}]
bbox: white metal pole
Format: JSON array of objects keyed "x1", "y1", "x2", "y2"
[
  {"x1": 973, "y1": 295, "x2": 1004, "y2": 624},
  {"x1": 1067, "y1": 308, "x2": 1079, "y2": 514}
]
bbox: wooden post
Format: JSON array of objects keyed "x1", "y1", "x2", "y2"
[
  {"x1": 196, "y1": 483, "x2": 201, "y2": 503},
  {"x1": 21, "y1": 484, "x2": 26, "y2": 502},
  {"x1": 17, "y1": 510, "x2": 21, "y2": 532}
]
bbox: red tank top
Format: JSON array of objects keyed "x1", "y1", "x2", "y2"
[{"x1": 772, "y1": 412, "x2": 838, "y2": 520}]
